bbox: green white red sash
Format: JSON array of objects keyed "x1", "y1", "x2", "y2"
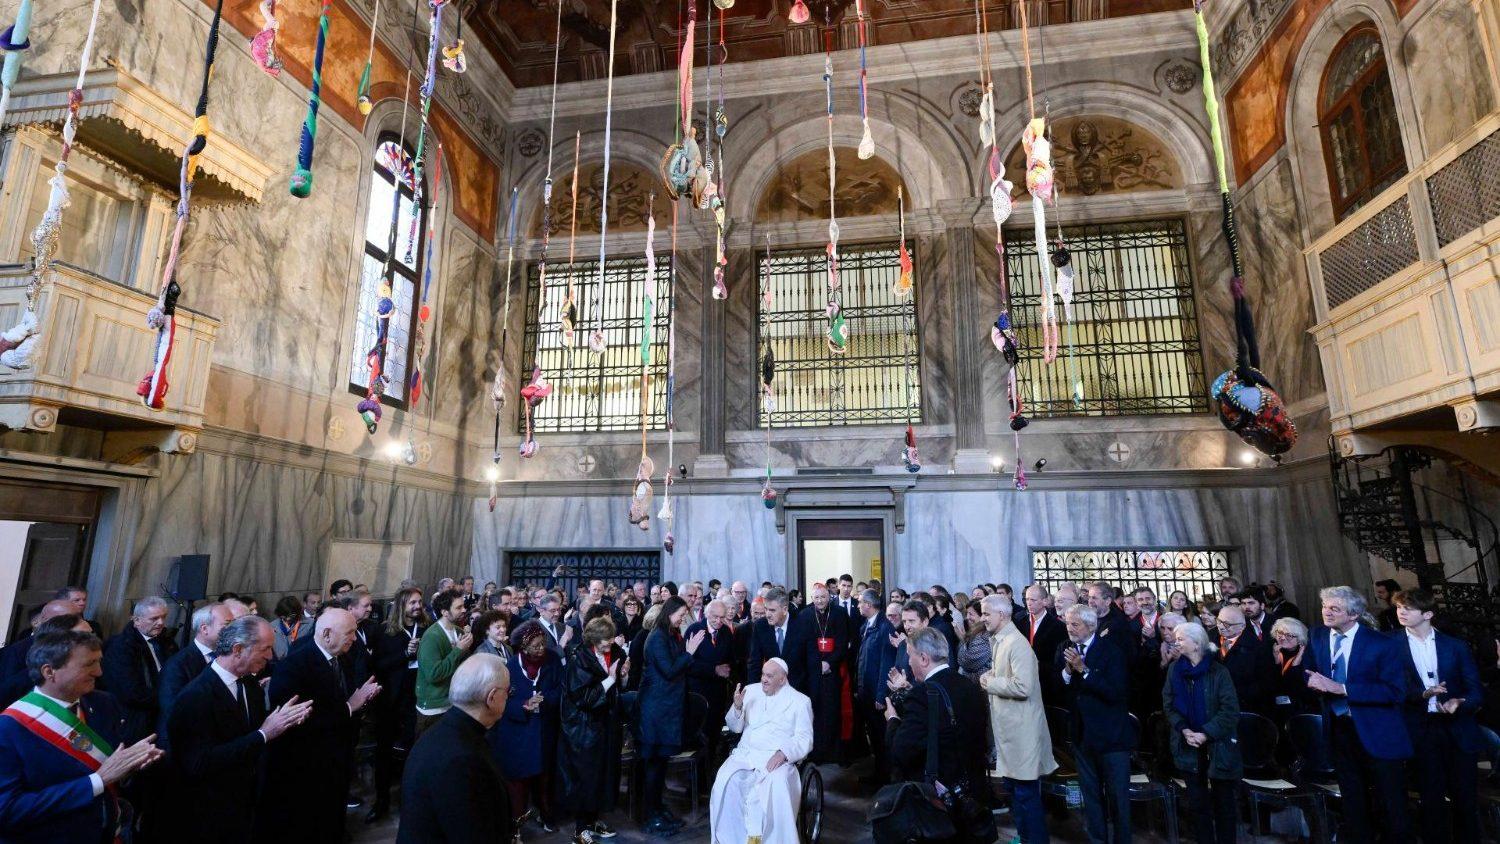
[{"x1": 2, "y1": 691, "x2": 113, "y2": 770}]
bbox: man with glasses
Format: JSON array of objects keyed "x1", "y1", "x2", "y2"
[{"x1": 1215, "y1": 605, "x2": 1272, "y2": 715}]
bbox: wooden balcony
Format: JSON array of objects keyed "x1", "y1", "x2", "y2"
[
  {"x1": 1304, "y1": 111, "x2": 1500, "y2": 456},
  {"x1": 0, "y1": 261, "x2": 218, "y2": 460}
]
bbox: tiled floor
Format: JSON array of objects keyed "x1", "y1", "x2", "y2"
[{"x1": 350, "y1": 758, "x2": 1292, "y2": 843}]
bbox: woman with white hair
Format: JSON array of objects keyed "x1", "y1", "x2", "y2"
[
  {"x1": 1163, "y1": 622, "x2": 1242, "y2": 844},
  {"x1": 1269, "y1": 616, "x2": 1314, "y2": 724}
]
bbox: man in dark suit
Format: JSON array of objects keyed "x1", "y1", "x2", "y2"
[
  {"x1": 1305, "y1": 585, "x2": 1413, "y2": 843},
  {"x1": 854, "y1": 589, "x2": 897, "y2": 785},
  {"x1": 1215, "y1": 604, "x2": 1273, "y2": 715},
  {"x1": 0, "y1": 630, "x2": 163, "y2": 843},
  {"x1": 746, "y1": 588, "x2": 809, "y2": 693},
  {"x1": 535, "y1": 594, "x2": 571, "y2": 665},
  {"x1": 884, "y1": 627, "x2": 990, "y2": 832},
  {"x1": 687, "y1": 598, "x2": 737, "y2": 770},
  {"x1": 255, "y1": 608, "x2": 382, "y2": 840},
  {"x1": 398, "y1": 652, "x2": 515, "y2": 844},
  {"x1": 1393, "y1": 588, "x2": 1483, "y2": 843},
  {"x1": 1087, "y1": 581, "x2": 1135, "y2": 656},
  {"x1": 1020, "y1": 586, "x2": 1068, "y2": 708},
  {"x1": 0, "y1": 600, "x2": 78, "y2": 707},
  {"x1": 163, "y1": 616, "x2": 311, "y2": 842},
  {"x1": 1057, "y1": 604, "x2": 1133, "y2": 844},
  {"x1": 729, "y1": 581, "x2": 752, "y2": 623},
  {"x1": 799, "y1": 583, "x2": 851, "y2": 762},
  {"x1": 157, "y1": 601, "x2": 235, "y2": 744},
  {"x1": 101, "y1": 596, "x2": 175, "y2": 745}
]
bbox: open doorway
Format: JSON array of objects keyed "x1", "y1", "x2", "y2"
[{"x1": 797, "y1": 519, "x2": 883, "y2": 596}]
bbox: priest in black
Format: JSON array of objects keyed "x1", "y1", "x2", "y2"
[{"x1": 800, "y1": 583, "x2": 851, "y2": 763}]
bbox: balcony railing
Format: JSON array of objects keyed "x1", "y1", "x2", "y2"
[
  {"x1": 1305, "y1": 111, "x2": 1500, "y2": 440},
  {"x1": 0, "y1": 262, "x2": 219, "y2": 460}
]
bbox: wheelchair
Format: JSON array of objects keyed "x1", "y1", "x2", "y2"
[{"x1": 716, "y1": 728, "x2": 826, "y2": 843}]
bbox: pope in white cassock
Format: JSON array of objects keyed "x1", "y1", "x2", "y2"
[{"x1": 709, "y1": 656, "x2": 814, "y2": 844}]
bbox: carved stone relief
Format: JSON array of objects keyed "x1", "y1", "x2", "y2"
[
  {"x1": 755, "y1": 147, "x2": 906, "y2": 222},
  {"x1": 1003, "y1": 115, "x2": 1183, "y2": 198}
]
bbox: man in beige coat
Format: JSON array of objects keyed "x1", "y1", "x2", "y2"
[{"x1": 980, "y1": 594, "x2": 1056, "y2": 844}]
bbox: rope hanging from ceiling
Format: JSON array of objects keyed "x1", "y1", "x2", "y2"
[{"x1": 0, "y1": 0, "x2": 35, "y2": 127}]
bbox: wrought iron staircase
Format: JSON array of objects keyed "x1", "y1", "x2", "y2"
[{"x1": 1329, "y1": 441, "x2": 1500, "y2": 642}]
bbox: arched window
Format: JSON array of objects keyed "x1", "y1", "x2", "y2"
[
  {"x1": 1319, "y1": 26, "x2": 1406, "y2": 220},
  {"x1": 349, "y1": 135, "x2": 426, "y2": 405}
]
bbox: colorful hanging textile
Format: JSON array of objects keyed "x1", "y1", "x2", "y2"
[
  {"x1": 559, "y1": 132, "x2": 581, "y2": 347},
  {"x1": 357, "y1": 71, "x2": 413, "y2": 434},
  {"x1": 0, "y1": 0, "x2": 35, "y2": 126},
  {"x1": 138, "y1": 0, "x2": 226, "y2": 410},
  {"x1": 822, "y1": 24, "x2": 846, "y2": 356},
  {"x1": 355, "y1": 0, "x2": 379, "y2": 114},
  {"x1": 630, "y1": 196, "x2": 657, "y2": 531},
  {"x1": 1194, "y1": 0, "x2": 1297, "y2": 456},
  {"x1": 894, "y1": 188, "x2": 919, "y2": 473},
  {"x1": 289, "y1": 0, "x2": 333, "y2": 197},
  {"x1": 854, "y1": 0, "x2": 874, "y2": 159},
  {"x1": 708, "y1": 6, "x2": 729, "y2": 301},
  {"x1": 759, "y1": 235, "x2": 778, "y2": 509},
  {"x1": 0, "y1": 0, "x2": 104, "y2": 371},
  {"x1": 533, "y1": 0, "x2": 564, "y2": 387},
  {"x1": 659, "y1": 201, "x2": 680, "y2": 554},
  {"x1": 407, "y1": 144, "x2": 441, "y2": 407},
  {"x1": 251, "y1": 0, "x2": 282, "y2": 77},
  {"x1": 587, "y1": 0, "x2": 622, "y2": 358}
]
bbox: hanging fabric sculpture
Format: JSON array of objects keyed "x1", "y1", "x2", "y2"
[
  {"x1": 894, "y1": 188, "x2": 920, "y2": 473},
  {"x1": 442, "y1": 2, "x2": 466, "y2": 73},
  {"x1": 489, "y1": 190, "x2": 520, "y2": 508},
  {"x1": 822, "y1": 22, "x2": 847, "y2": 355},
  {"x1": 759, "y1": 236, "x2": 778, "y2": 509},
  {"x1": 973, "y1": 0, "x2": 1026, "y2": 490},
  {"x1": 251, "y1": 0, "x2": 282, "y2": 77},
  {"x1": 629, "y1": 196, "x2": 657, "y2": 532},
  {"x1": 788, "y1": 0, "x2": 809, "y2": 25},
  {"x1": 0, "y1": 0, "x2": 104, "y2": 371},
  {"x1": 355, "y1": 0, "x2": 379, "y2": 114},
  {"x1": 518, "y1": 365, "x2": 552, "y2": 459},
  {"x1": 661, "y1": 3, "x2": 698, "y2": 201},
  {"x1": 289, "y1": 0, "x2": 333, "y2": 197},
  {"x1": 588, "y1": 0, "x2": 622, "y2": 359},
  {"x1": 531, "y1": 0, "x2": 564, "y2": 394},
  {"x1": 356, "y1": 68, "x2": 412, "y2": 433},
  {"x1": 138, "y1": 0, "x2": 227, "y2": 410},
  {"x1": 708, "y1": 3, "x2": 729, "y2": 301},
  {"x1": 0, "y1": 0, "x2": 34, "y2": 126},
  {"x1": 659, "y1": 200, "x2": 681, "y2": 554},
  {"x1": 1194, "y1": 0, "x2": 1297, "y2": 456},
  {"x1": 854, "y1": 0, "x2": 874, "y2": 160},
  {"x1": 407, "y1": 145, "x2": 441, "y2": 407},
  {"x1": 1017, "y1": 2, "x2": 1058, "y2": 366},
  {"x1": 560, "y1": 132, "x2": 581, "y2": 347},
  {"x1": 1032, "y1": 19, "x2": 1084, "y2": 406}
]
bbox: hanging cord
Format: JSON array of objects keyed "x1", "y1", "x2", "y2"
[
  {"x1": 137, "y1": 0, "x2": 226, "y2": 409},
  {"x1": 534, "y1": 0, "x2": 565, "y2": 373},
  {"x1": 1017, "y1": 0, "x2": 1058, "y2": 364},
  {"x1": 627, "y1": 193, "x2": 658, "y2": 532},
  {"x1": 289, "y1": 0, "x2": 334, "y2": 197},
  {"x1": 896, "y1": 187, "x2": 920, "y2": 473},
  {"x1": 405, "y1": 0, "x2": 445, "y2": 266},
  {"x1": 407, "y1": 142, "x2": 442, "y2": 409},
  {"x1": 0, "y1": 0, "x2": 35, "y2": 126},
  {"x1": 559, "y1": 131, "x2": 582, "y2": 356},
  {"x1": 855, "y1": 0, "x2": 873, "y2": 159},
  {"x1": 1035, "y1": 12, "x2": 1083, "y2": 405},
  {"x1": 586, "y1": 0, "x2": 621, "y2": 359},
  {"x1": 0, "y1": 0, "x2": 104, "y2": 371},
  {"x1": 709, "y1": 7, "x2": 729, "y2": 300},
  {"x1": 823, "y1": 13, "x2": 847, "y2": 361},
  {"x1": 660, "y1": 198, "x2": 680, "y2": 553},
  {"x1": 760, "y1": 233, "x2": 778, "y2": 509},
  {"x1": 356, "y1": 0, "x2": 380, "y2": 114}
]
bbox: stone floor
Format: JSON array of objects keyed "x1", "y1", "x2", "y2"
[{"x1": 349, "y1": 757, "x2": 1297, "y2": 843}]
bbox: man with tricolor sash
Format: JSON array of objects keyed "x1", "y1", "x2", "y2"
[{"x1": 0, "y1": 629, "x2": 163, "y2": 843}]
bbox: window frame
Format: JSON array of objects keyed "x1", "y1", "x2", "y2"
[
  {"x1": 1317, "y1": 25, "x2": 1407, "y2": 222},
  {"x1": 754, "y1": 239, "x2": 923, "y2": 429},
  {"x1": 347, "y1": 133, "x2": 428, "y2": 410}
]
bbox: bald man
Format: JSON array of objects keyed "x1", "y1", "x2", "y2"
[
  {"x1": 256, "y1": 608, "x2": 381, "y2": 839},
  {"x1": 1215, "y1": 604, "x2": 1272, "y2": 715},
  {"x1": 0, "y1": 600, "x2": 76, "y2": 691}
]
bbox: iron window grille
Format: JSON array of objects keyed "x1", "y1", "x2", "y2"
[
  {"x1": 505, "y1": 550, "x2": 663, "y2": 592},
  {"x1": 1030, "y1": 547, "x2": 1233, "y2": 605},
  {"x1": 757, "y1": 242, "x2": 921, "y2": 427},
  {"x1": 1003, "y1": 219, "x2": 1208, "y2": 418},
  {"x1": 349, "y1": 136, "x2": 426, "y2": 406},
  {"x1": 519, "y1": 256, "x2": 672, "y2": 433}
]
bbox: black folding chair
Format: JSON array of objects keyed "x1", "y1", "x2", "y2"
[
  {"x1": 1284, "y1": 713, "x2": 1336, "y2": 843},
  {"x1": 1126, "y1": 713, "x2": 1179, "y2": 844}
]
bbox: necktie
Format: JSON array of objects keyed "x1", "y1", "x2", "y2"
[
  {"x1": 147, "y1": 639, "x2": 162, "y2": 673},
  {"x1": 204, "y1": 650, "x2": 214, "y2": 665},
  {"x1": 1331, "y1": 632, "x2": 1350, "y2": 716},
  {"x1": 330, "y1": 656, "x2": 347, "y2": 699},
  {"x1": 236, "y1": 678, "x2": 250, "y2": 720},
  {"x1": 776, "y1": 625, "x2": 785, "y2": 654}
]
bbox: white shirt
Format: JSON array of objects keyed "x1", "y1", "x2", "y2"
[
  {"x1": 1061, "y1": 634, "x2": 1097, "y2": 684},
  {"x1": 1405, "y1": 629, "x2": 1440, "y2": 713},
  {"x1": 194, "y1": 639, "x2": 214, "y2": 663},
  {"x1": 209, "y1": 661, "x2": 268, "y2": 741},
  {"x1": 596, "y1": 649, "x2": 617, "y2": 692},
  {"x1": 31, "y1": 688, "x2": 104, "y2": 797},
  {"x1": 438, "y1": 618, "x2": 460, "y2": 646},
  {"x1": 140, "y1": 630, "x2": 162, "y2": 672},
  {"x1": 925, "y1": 663, "x2": 950, "y2": 681},
  {"x1": 1329, "y1": 623, "x2": 1357, "y2": 669}
]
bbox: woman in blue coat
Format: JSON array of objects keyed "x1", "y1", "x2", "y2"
[
  {"x1": 636, "y1": 596, "x2": 706, "y2": 836},
  {"x1": 491, "y1": 619, "x2": 562, "y2": 833}
]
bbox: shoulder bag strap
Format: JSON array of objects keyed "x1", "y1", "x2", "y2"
[{"x1": 924, "y1": 684, "x2": 942, "y2": 785}]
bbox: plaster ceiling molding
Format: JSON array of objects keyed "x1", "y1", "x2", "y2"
[
  {"x1": 1211, "y1": 0, "x2": 1295, "y2": 82},
  {"x1": 1156, "y1": 58, "x2": 1200, "y2": 96}
]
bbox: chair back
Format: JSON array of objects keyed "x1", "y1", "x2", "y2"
[
  {"x1": 1236, "y1": 711, "x2": 1279, "y2": 775},
  {"x1": 1045, "y1": 705, "x2": 1074, "y2": 749},
  {"x1": 1285, "y1": 713, "x2": 1335, "y2": 782}
]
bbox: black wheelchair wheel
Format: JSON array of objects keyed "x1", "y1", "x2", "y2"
[{"x1": 798, "y1": 763, "x2": 824, "y2": 843}]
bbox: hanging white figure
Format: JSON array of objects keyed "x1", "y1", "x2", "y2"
[{"x1": 709, "y1": 658, "x2": 813, "y2": 844}]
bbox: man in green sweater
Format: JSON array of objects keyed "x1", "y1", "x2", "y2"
[{"x1": 415, "y1": 588, "x2": 474, "y2": 737}]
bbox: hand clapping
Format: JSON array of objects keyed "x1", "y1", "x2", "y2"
[
  {"x1": 261, "y1": 695, "x2": 314, "y2": 740},
  {"x1": 685, "y1": 629, "x2": 707, "y2": 655}
]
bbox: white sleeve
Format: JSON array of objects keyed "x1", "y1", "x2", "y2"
[
  {"x1": 780, "y1": 696, "x2": 814, "y2": 763},
  {"x1": 725, "y1": 697, "x2": 747, "y2": 734}
]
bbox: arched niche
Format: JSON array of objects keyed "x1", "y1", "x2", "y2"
[
  {"x1": 753, "y1": 147, "x2": 909, "y2": 223},
  {"x1": 528, "y1": 159, "x2": 673, "y2": 238},
  {"x1": 1001, "y1": 114, "x2": 1184, "y2": 199}
]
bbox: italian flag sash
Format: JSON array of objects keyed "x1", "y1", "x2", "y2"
[{"x1": 2, "y1": 691, "x2": 113, "y2": 771}]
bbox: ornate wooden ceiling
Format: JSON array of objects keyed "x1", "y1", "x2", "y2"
[{"x1": 467, "y1": 0, "x2": 1188, "y2": 89}]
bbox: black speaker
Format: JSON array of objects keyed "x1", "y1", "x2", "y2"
[{"x1": 168, "y1": 554, "x2": 210, "y2": 602}]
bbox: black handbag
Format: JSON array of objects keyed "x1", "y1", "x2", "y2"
[{"x1": 868, "y1": 687, "x2": 957, "y2": 843}]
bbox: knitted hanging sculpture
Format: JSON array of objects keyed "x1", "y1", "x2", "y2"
[
  {"x1": 355, "y1": 0, "x2": 378, "y2": 115},
  {"x1": 659, "y1": 200, "x2": 683, "y2": 556},
  {"x1": 407, "y1": 145, "x2": 443, "y2": 407},
  {"x1": 531, "y1": 1, "x2": 564, "y2": 394},
  {"x1": 661, "y1": 3, "x2": 695, "y2": 200},
  {"x1": 560, "y1": 132, "x2": 581, "y2": 347},
  {"x1": 442, "y1": 0, "x2": 466, "y2": 72},
  {"x1": 628, "y1": 456, "x2": 654, "y2": 530},
  {"x1": 822, "y1": 35, "x2": 848, "y2": 356},
  {"x1": 495, "y1": 187, "x2": 522, "y2": 454},
  {"x1": 250, "y1": 0, "x2": 282, "y2": 77},
  {"x1": 854, "y1": 0, "x2": 874, "y2": 160},
  {"x1": 0, "y1": 0, "x2": 35, "y2": 126},
  {"x1": 894, "y1": 187, "x2": 913, "y2": 298},
  {"x1": 1194, "y1": 0, "x2": 1297, "y2": 456},
  {"x1": 588, "y1": 0, "x2": 622, "y2": 360},
  {"x1": 1023, "y1": 118, "x2": 1059, "y2": 365},
  {"x1": 518, "y1": 366, "x2": 551, "y2": 457},
  {"x1": 708, "y1": 10, "x2": 730, "y2": 301},
  {"x1": 139, "y1": 0, "x2": 226, "y2": 410},
  {"x1": 288, "y1": 0, "x2": 332, "y2": 197},
  {"x1": 357, "y1": 284, "x2": 394, "y2": 433},
  {"x1": 0, "y1": 0, "x2": 103, "y2": 371},
  {"x1": 788, "y1": 0, "x2": 809, "y2": 25},
  {"x1": 759, "y1": 235, "x2": 779, "y2": 510},
  {"x1": 902, "y1": 424, "x2": 920, "y2": 473}
]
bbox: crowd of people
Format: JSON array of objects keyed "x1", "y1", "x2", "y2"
[{"x1": 0, "y1": 570, "x2": 1494, "y2": 844}]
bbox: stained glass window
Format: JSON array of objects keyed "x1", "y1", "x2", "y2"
[
  {"x1": 350, "y1": 135, "x2": 426, "y2": 405},
  {"x1": 1320, "y1": 27, "x2": 1406, "y2": 220}
]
